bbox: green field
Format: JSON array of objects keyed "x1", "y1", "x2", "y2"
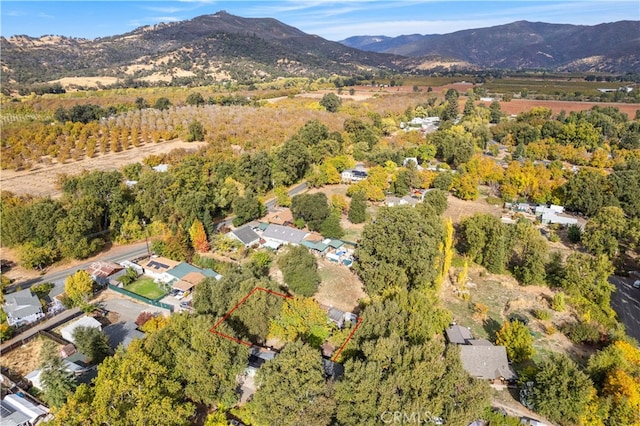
[{"x1": 126, "y1": 277, "x2": 167, "y2": 300}]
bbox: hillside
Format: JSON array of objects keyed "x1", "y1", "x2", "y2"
[
  {"x1": 0, "y1": 11, "x2": 407, "y2": 91},
  {"x1": 340, "y1": 20, "x2": 640, "y2": 73}
]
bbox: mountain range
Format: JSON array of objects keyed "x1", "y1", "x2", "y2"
[
  {"x1": 340, "y1": 20, "x2": 640, "y2": 73},
  {"x1": 1, "y1": 12, "x2": 638, "y2": 92}
]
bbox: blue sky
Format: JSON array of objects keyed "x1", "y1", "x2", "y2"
[{"x1": 2, "y1": 1, "x2": 638, "y2": 41}]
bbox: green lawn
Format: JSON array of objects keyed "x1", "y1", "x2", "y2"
[{"x1": 126, "y1": 277, "x2": 167, "y2": 300}]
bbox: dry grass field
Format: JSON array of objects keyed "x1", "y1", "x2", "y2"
[{"x1": 0, "y1": 140, "x2": 207, "y2": 197}]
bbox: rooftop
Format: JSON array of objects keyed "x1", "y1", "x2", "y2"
[
  {"x1": 3, "y1": 288, "x2": 42, "y2": 319},
  {"x1": 103, "y1": 321, "x2": 146, "y2": 351},
  {"x1": 262, "y1": 224, "x2": 308, "y2": 245},
  {"x1": 459, "y1": 345, "x2": 517, "y2": 381},
  {"x1": 445, "y1": 325, "x2": 473, "y2": 345},
  {"x1": 85, "y1": 261, "x2": 123, "y2": 278},
  {"x1": 231, "y1": 226, "x2": 261, "y2": 246}
]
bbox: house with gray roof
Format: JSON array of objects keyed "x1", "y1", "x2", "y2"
[
  {"x1": 230, "y1": 226, "x2": 261, "y2": 247},
  {"x1": 3, "y1": 288, "x2": 44, "y2": 327},
  {"x1": 262, "y1": 224, "x2": 308, "y2": 247},
  {"x1": 1, "y1": 394, "x2": 48, "y2": 426},
  {"x1": 103, "y1": 321, "x2": 146, "y2": 351},
  {"x1": 459, "y1": 345, "x2": 517, "y2": 382},
  {"x1": 445, "y1": 324, "x2": 473, "y2": 345},
  {"x1": 60, "y1": 316, "x2": 102, "y2": 344}
]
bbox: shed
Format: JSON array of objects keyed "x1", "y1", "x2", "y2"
[
  {"x1": 60, "y1": 316, "x2": 102, "y2": 344},
  {"x1": 1, "y1": 394, "x2": 47, "y2": 425}
]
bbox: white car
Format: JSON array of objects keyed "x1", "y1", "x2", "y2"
[{"x1": 633, "y1": 280, "x2": 640, "y2": 289}]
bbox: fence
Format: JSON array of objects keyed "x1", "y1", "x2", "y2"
[{"x1": 108, "y1": 285, "x2": 174, "y2": 312}]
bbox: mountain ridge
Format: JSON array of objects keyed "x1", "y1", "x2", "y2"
[{"x1": 339, "y1": 20, "x2": 640, "y2": 73}]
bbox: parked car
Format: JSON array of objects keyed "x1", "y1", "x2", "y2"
[{"x1": 180, "y1": 301, "x2": 191, "y2": 309}]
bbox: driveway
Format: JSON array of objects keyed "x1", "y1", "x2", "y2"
[
  {"x1": 96, "y1": 290, "x2": 170, "y2": 323},
  {"x1": 610, "y1": 275, "x2": 640, "y2": 343}
]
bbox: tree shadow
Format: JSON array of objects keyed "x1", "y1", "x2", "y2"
[{"x1": 483, "y1": 316, "x2": 502, "y2": 341}]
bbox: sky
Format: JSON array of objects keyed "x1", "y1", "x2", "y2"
[{"x1": 1, "y1": 1, "x2": 638, "y2": 41}]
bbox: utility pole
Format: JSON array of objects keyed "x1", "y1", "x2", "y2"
[{"x1": 142, "y1": 219, "x2": 150, "y2": 258}]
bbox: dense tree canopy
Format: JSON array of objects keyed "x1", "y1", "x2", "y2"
[{"x1": 354, "y1": 206, "x2": 444, "y2": 295}]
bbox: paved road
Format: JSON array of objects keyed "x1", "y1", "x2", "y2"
[
  {"x1": 610, "y1": 275, "x2": 640, "y2": 343},
  {"x1": 0, "y1": 307, "x2": 82, "y2": 354},
  {"x1": 9, "y1": 242, "x2": 150, "y2": 291}
]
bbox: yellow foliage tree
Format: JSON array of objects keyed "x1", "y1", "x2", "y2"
[{"x1": 64, "y1": 270, "x2": 94, "y2": 306}]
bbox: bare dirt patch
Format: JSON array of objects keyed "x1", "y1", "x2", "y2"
[
  {"x1": 314, "y1": 258, "x2": 366, "y2": 312},
  {"x1": 0, "y1": 336, "x2": 60, "y2": 376},
  {"x1": 1, "y1": 140, "x2": 207, "y2": 198}
]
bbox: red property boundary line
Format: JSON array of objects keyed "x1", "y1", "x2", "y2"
[{"x1": 209, "y1": 286, "x2": 362, "y2": 361}]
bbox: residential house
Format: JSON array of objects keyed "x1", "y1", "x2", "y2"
[
  {"x1": 60, "y1": 316, "x2": 102, "y2": 344},
  {"x1": 261, "y1": 224, "x2": 308, "y2": 248},
  {"x1": 445, "y1": 324, "x2": 474, "y2": 345},
  {"x1": 459, "y1": 345, "x2": 517, "y2": 383},
  {"x1": 341, "y1": 168, "x2": 368, "y2": 183},
  {"x1": 385, "y1": 195, "x2": 421, "y2": 207},
  {"x1": 26, "y1": 353, "x2": 94, "y2": 391},
  {"x1": 140, "y1": 256, "x2": 180, "y2": 282},
  {"x1": 0, "y1": 394, "x2": 48, "y2": 426},
  {"x1": 166, "y1": 262, "x2": 221, "y2": 283},
  {"x1": 539, "y1": 213, "x2": 578, "y2": 226},
  {"x1": 3, "y1": 289, "x2": 44, "y2": 327},
  {"x1": 230, "y1": 226, "x2": 261, "y2": 247},
  {"x1": 85, "y1": 261, "x2": 124, "y2": 286},
  {"x1": 263, "y1": 209, "x2": 293, "y2": 226},
  {"x1": 103, "y1": 321, "x2": 146, "y2": 351}
]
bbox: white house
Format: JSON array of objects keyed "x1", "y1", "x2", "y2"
[
  {"x1": 341, "y1": 168, "x2": 368, "y2": 183},
  {"x1": 1, "y1": 394, "x2": 48, "y2": 426},
  {"x1": 60, "y1": 316, "x2": 102, "y2": 344},
  {"x1": 3, "y1": 288, "x2": 44, "y2": 327}
]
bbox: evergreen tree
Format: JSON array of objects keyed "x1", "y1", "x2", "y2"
[
  {"x1": 39, "y1": 340, "x2": 77, "y2": 408},
  {"x1": 73, "y1": 326, "x2": 111, "y2": 364},
  {"x1": 348, "y1": 191, "x2": 367, "y2": 224},
  {"x1": 320, "y1": 212, "x2": 344, "y2": 239}
]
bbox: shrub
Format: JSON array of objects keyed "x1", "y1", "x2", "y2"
[
  {"x1": 486, "y1": 196, "x2": 502, "y2": 205},
  {"x1": 135, "y1": 311, "x2": 154, "y2": 327},
  {"x1": 533, "y1": 309, "x2": 552, "y2": 321},
  {"x1": 473, "y1": 303, "x2": 489, "y2": 322},
  {"x1": 565, "y1": 321, "x2": 601, "y2": 345},
  {"x1": 567, "y1": 224, "x2": 582, "y2": 243},
  {"x1": 544, "y1": 324, "x2": 557, "y2": 335},
  {"x1": 551, "y1": 292, "x2": 565, "y2": 312}
]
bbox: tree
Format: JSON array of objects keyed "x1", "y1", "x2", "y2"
[
  {"x1": 511, "y1": 220, "x2": 548, "y2": 286},
  {"x1": 319, "y1": 93, "x2": 342, "y2": 113},
  {"x1": 441, "y1": 88, "x2": 459, "y2": 121},
  {"x1": 72, "y1": 326, "x2": 111, "y2": 364},
  {"x1": 561, "y1": 252, "x2": 615, "y2": 325},
  {"x1": 55, "y1": 341, "x2": 193, "y2": 425},
  {"x1": 432, "y1": 172, "x2": 454, "y2": 191},
  {"x1": 39, "y1": 340, "x2": 77, "y2": 408},
  {"x1": 186, "y1": 92, "x2": 205, "y2": 106},
  {"x1": 232, "y1": 194, "x2": 266, "y2": 227},
  {"x1": 354, "y1": 206, "x2": 444, "y2": 295},
  {"x1": 458, "y1": 214, "x2": 509, "y2": 274},
  {"x1": 291, "y1": 193, "x2": 330, "y2": 231},
  {"x1": 249, "y1": 341, "x2": 335, "y2": 425},
  {"x1": 347, "y1": 190, "x2": 367, "y2": 224},
  {"x1": 134, "y1": 97, "x2": 149, "y2": 109},
  {"x1": 278, "y1": 246, "x2": 321, "y2": 297},
  {"x1": 143, "y1": 314, "x2": 249, "y2": 407},
  {"x1": 269, "y1": 298, "x2": 331, "y2": 348},
  {"x1": 422, "y1": 189, "x2": 448, "y2": 215},
  {"x1": 154, "y1": 97, "x2": 172, "y2": 110},
  {"x1": 18, "y1": 241, "x2": 58, "y2": 270},
  {"x1": 561, "y1": 169, "x2": 614, "y2": 217},
  {"x1": 64, "y1": 270, "x2": 94, "y2": 306},
  {"x1": 531, "y1": 353, "x2": 594, "y2": 425},
  {"x1": 489, "y1": 101, "x2": 502, "y2": 124},
  {"x1": 581, "y1": 206, "x2": 626, "y2": 258},
  {"x1": 320, "y1": 212, "x2": 344, "y2": 239},
  {"x1": 188, "y1": 218, "x2": 210, "y2": 252},
  {"x1": 567, "y1": 223, "x2": 582, "y2": 243},
  {"x1": 495, "y1": 320, "x2": 534, "y2": 363},
  {"x1": 186, "y1": 120, "x2": 205, "y2": 142}
]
